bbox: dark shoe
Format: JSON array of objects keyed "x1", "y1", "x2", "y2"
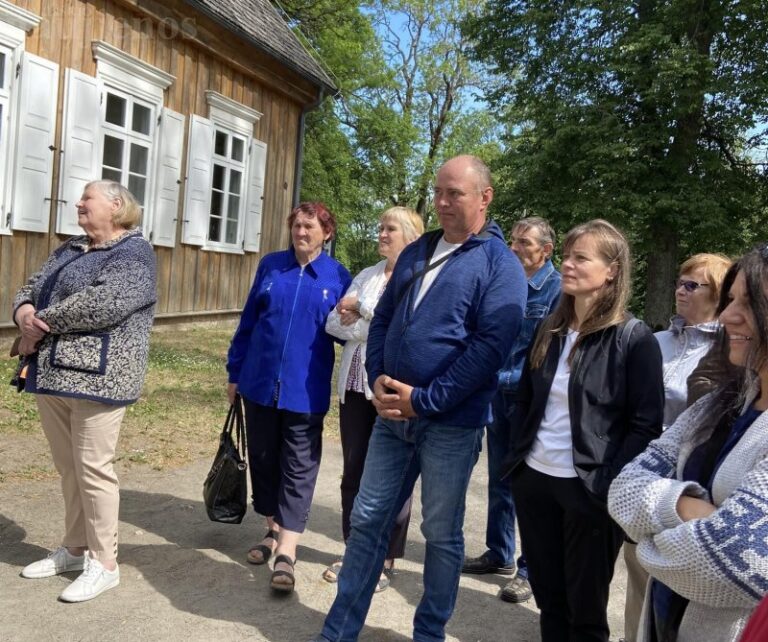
[
  {"x1": 462, "y1": 552, "x2": 516, "y2": 575},
  {"x1": 270, "y1": 554, "x2": 295, "y2": 593},
  {"x1": 500, "y1": 574, "x2": 532, "y2": 603},
  {"x1": 247, "y1": 529, "x2": 278, "y2": 565}
]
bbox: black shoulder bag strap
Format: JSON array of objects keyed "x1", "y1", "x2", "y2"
[{"x1": 392, "y1": 229, "x2": 450, "y2": 310}]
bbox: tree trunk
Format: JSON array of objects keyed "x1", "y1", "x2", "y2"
[{"x1": 643, "y1": 223, "x2": 678, "y2": 330}]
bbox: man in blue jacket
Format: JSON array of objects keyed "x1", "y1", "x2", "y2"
[
  {"x1": 461, "y1": 217, "x2": 561, "y2": 605},
  {"x1": 310, "y1": 155, "x2": 527, "y2": 642}
]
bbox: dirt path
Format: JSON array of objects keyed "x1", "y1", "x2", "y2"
[{"x1": 0, "y1": 439, "x2": 627, "y2": 641}]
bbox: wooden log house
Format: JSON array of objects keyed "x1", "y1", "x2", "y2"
[{"x1": 0, "y1": 0, "x2": 335, "y2": 334}]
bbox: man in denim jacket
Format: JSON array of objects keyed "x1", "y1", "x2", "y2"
[{"x1": 462, "y1": 217, "x2": 561, "y2": 604}]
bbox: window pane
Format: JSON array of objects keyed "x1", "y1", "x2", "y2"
[
  {"x1": 212, "y1": 164, "x2": 225, "y2": 190},
  {"x1": 128, "y1": 175, "x2": 146, "y2": 205},
  {"x1": 226, "y1": 219, "x2": 238, "y2": 244},
  {"x1": 210, "y1": 191, "x2": 223, "y2": 216},
  {"x1": 0, "y1": 53, "x2": 6, "y2": 90},
  {"x1": 231, "y1": 137, "x2": 244, "y2": 162},
  {"x1": 227, "y1": 195, "x2": 240, "y2": 221},
  {"x1": 229, "y1": 170, "x2": 242, "y2": 195},
  {"x1": 214, "y1": 130, "x2": 228, "y2": 156},
  {"x1": 102, "y1": 168, "x2": 122, "y2": 182},
  {"x1": 129, "y1": 144, "x2": 149, "y2": 175},
  {"x1": 105, "y1": 93, "x2": 127, "y2": 127},
  {"x1": 132, "y1": 103, "x2": 151, "y2": 135},
  {"x1": 103, "y1": 135, "x2": 124, "y2": 170},
  {"x1": 208, "y1": 216, "x2": 221, "y2": 242}
]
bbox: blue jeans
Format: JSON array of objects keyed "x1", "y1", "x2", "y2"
[
  {"x1": 320, "y1": 416, "x2": 482, "y2": 642},
  {"x1": 485, "y1": 391, "x2": 527, "y2": 577}
]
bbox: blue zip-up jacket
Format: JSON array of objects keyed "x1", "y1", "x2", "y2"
[
  {"x1": 366, "y1": 221, "x2": 527, "y2": 427},
  {"x1": 497, "y1": 259, "x2": 561, "y2": 392},
  {"x1": 227, "y1": 249, "x2": 351, "y2": 414}
]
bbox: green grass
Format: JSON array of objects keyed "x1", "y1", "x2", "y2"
[{"x1": 0, "y1": 323, "x2": 342, "y2": 482}]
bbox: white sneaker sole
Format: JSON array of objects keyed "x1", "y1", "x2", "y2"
[
  {"x1": 21, "y1": 561, "x2": 85, "y2": 579},
  {"x1": 59, "y1": 576, "x2": 119, "y2": 603}
]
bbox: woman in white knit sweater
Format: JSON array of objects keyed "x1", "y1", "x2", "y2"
[
  {"x1": 609, "y1": 245, "x2": 768, "y2": 642},
  {"x1": 323, "y1": 206, "x2": 424, "y2": 591}
]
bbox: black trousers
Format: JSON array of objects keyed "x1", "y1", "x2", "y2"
[
  {"x1": 242, "y1": 398, "x2": 324, "y2": 533},
  {"x1": 511, "y1": 464, "x2": 623, "y2": 642},
  {"x1": 339, "y1": 391, "x2": 412, "y2": 559}
]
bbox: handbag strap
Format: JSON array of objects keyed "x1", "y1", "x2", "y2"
[{"x1": 224, "y1": 395, "x2": 247, "y2": 461}]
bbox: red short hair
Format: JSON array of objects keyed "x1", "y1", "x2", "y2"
[{"x1": 287, "y1": 202, "x2": 337, "y2": 240}]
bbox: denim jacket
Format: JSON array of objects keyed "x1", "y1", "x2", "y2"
[{"x1": 497, "y1": 259, "x2": 561, "y2": 392}]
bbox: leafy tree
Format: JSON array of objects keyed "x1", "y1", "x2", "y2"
[
  {"x1": 278, "y1": 0, "x2": 502, "y2": 271},
  {"x1": 465, "y1": 0, "x2": 768, "y2": 325}
]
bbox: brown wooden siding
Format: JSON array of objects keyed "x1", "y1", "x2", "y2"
[{"x1": 0, "y1": 0, "x2": 310, "y2": 326}]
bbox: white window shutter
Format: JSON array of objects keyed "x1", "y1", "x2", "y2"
[
  {"x1": 58, "y1": 68, "x2": 101, "y2": 236},
  {"x1": 181, "y1": 114, "x2": 213, "y2": 246},
  {"x1": 10, "y1": 53, "x2": 59, "y2": 233},
  {"x1": 243, "y1": 139, "x2": 267, "y2": 252},
  {"x1": 151, "y1": 107, "x2": 184, "y2": 247}
]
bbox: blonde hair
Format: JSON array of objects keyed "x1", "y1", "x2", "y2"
[
  {"x1": 86, "y1": 180, "x2": 142, "y2": 229},
  {"x1": 530, "y1": 219, "x2": 631, "y2": 369},
  {"x1": 380, "y1": 206, "x2": 424, "y2": 244},
  {"x1": 679, "y1": 253, "x2": 732, "y2": 306}
]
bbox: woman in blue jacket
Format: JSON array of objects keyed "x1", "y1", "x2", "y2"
[{"x1": 226, "y1": 202, "x2": 351, "y2": 593}]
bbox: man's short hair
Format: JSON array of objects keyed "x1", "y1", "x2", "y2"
[{"x1": 512, "y1": 216, "x2": 555, "y2": 247}]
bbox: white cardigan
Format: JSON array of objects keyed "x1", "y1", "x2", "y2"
[
  {"x1": 325, "y1": 259, "x2": 389, "y2": 403},
  {"x1": 608, "y1": 383, "x2": 768, "y2": 642}
]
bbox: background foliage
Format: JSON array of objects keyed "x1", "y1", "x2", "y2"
[{"x1": 279, "y1": 1, "x2": 768, "y2": 323}]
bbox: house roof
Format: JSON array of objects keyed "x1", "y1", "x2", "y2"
[{"x1": 185, "y1": 0, "x2": 336, "y2": 96}]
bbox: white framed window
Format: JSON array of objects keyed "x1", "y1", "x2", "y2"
[
  {"x1": 208, "y1": 128, "x2": 246, "y2": 247},
  {"x1": 58, "y1": 41, "x2": 178, "y2": 239},
  {"x1": 101, "y1": 88, "x2": 155, "y2": 211},
  {"x1": 182, "y1": 92, "x2": 266, "y2": 253}
]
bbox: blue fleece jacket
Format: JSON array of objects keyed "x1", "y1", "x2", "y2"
[
  {"x1": 366, "y1": 221, "x2": 527, "y2": 427},
  {"x1": 227, "y1": 249, "x2": 352, "y2": 414}
]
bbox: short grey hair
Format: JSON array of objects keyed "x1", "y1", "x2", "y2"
[
  {"x1": 86, "y1": 180, "x2": 142, "y2": 230},
  {"x1": 512, "y1": 216, "x2": 555, "y2": 247}
]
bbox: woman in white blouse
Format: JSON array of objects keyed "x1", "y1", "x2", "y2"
[{"x1": 324, "y1": 206, "x2": 424, "y2": 591}]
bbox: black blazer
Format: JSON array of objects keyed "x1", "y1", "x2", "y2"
[{"x1": 502, "y1": 317, "x2": 664, "y2": 504}]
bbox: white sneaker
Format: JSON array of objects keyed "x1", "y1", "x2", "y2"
[
  {"x1": 21, "y1": 547, "x2": 86, "y2": 579},
  {"x1": 59, "y1": 557, "x2": 119, "y2": 603}
]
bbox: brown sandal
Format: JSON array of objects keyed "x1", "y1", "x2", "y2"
[
  {"x1": 247, "y1": 529, "x2": 278, "y2": 565},
  {"x1": 270, "y1": 554, "x2": 295, "y2": 593}
]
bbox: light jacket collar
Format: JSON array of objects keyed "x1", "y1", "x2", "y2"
[{"x1": 528, "y1": 259, "x2": 557, "y2": 291}]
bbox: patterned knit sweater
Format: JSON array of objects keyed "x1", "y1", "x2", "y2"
[
  {"x1": 13, "y1": 229, "x2": 156, "y2": 405},
  {"x1": 608, "y1": 385, "x2": 768, "y2": 642}
]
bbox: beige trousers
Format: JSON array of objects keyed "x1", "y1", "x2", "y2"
[
  {"x1": 36, "y1": 394, "x2": 126, "y2": 563},
  {"x1": 623, "y1": 542, "x2": 650, "y2": 642}
]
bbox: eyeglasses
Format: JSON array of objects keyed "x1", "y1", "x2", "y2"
[{"x1": 675, "y1": 279, "x2": 709, "y2": 293}]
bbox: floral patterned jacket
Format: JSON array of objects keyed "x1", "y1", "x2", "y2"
[{"x1": 13, "y1": 229, "x2": 156, "y2": 405}]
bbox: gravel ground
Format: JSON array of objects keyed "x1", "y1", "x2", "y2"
[{"x1": 0, "y1": 437, "x2": 628, "y2": 641}]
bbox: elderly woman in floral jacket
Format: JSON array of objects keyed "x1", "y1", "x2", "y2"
[{"x1": 14, "y1": 180, "x2": 156, "y2": 603}]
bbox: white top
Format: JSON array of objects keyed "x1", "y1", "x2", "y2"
[
  {"x1": 325, "y1": 259, "x2": 390, "y2": 402},
  {"x1": 526, "y1": 329, "x2": 579, "y2": 478},
  {"x1": 413, "y1": 235, "x2": 462, "y2": 309}
]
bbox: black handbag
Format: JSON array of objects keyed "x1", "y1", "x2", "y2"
[{"x1": 203, "y1": 396, "x2": 248, "y2": 524}]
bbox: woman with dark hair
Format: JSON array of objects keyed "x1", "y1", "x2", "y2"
[
  {"x1": 227, "y1": 202, "x2": 351, "y2": 593},
  {"x1": 502, "y1": 219, "x2": 664, "y2": 641},
  {"x1": 609, "y1": 246, "x2": 768, "y2": 642}
]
